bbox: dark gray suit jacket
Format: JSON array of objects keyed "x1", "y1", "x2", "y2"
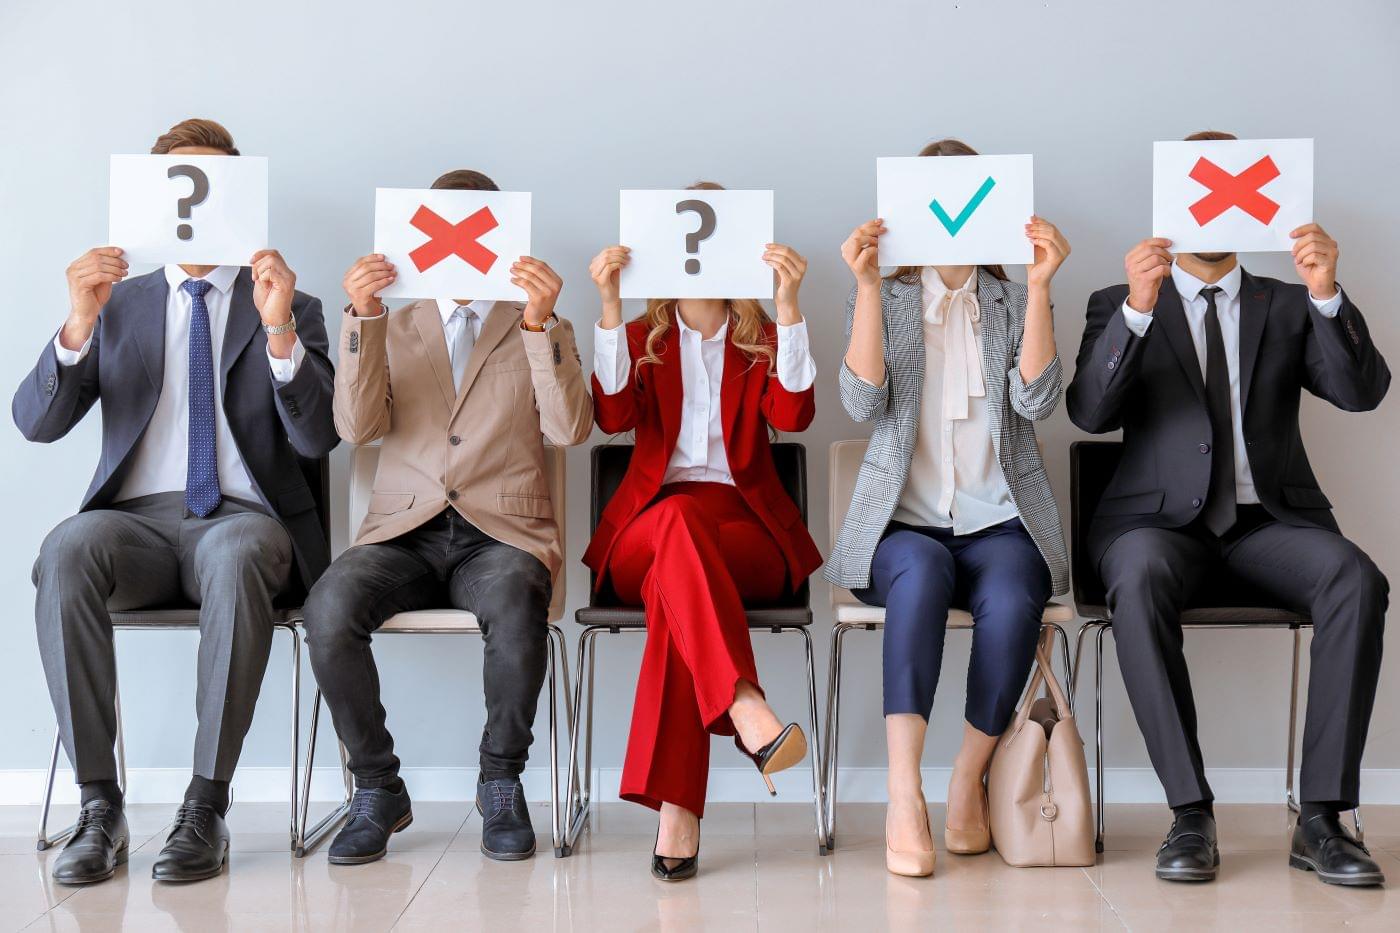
[
  {"x1": 1066, "y1": 270, "x2": 1390, "y2": 568},
  {"x1": 12, "y1": 268, "x2": 339, "y2": 589}
]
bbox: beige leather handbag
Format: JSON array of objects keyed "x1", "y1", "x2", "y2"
[{"x1": 986, "y1": 628, "x2": 1095, "y2": 867}]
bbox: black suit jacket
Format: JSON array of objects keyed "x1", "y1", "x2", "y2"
[
  {"x1": 12, "y1": 268, "x2": 339, "y2": 589},
  {"x1": 1066, "y1": 270, "x2": 1389, "y2": 567}
]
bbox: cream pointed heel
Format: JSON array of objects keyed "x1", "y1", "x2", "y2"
[
  {"x1": 943, "y1": 785, "x2": 991, "y2": 855},
  {"x1": 886, "y1": 800, "x2": 936, "y2": 878}
]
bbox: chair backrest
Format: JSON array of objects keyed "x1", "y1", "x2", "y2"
[
  {"x1": 827, "y1": 440, "x2": 868, "y2": 608},
  {"x1": 1070, "y1": 440, "x2": 1123, "y2": 609},
  {"x1": 348, "y1": 444, "x2": 567, "y2": 621},
  {"x1": 587, "y1": 442, "x2": 810, "y2": 608}
]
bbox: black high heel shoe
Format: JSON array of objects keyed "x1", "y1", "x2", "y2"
[
  {"x1": 651, "y1": 830, "x2": 700, "y2": 882},
  {"x1": 736, "y1": 722, "x2": 808, "y2": 796}
]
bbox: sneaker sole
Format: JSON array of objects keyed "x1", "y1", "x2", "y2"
[
  {"x1": 53, "y1": 844, "x2": 129, "y2": 886},
  {"x1": 327, "y1": 812, "x2": 414, "y2": 866},
  {"x1": 1289, "y1": 852, "x2": 1386, "y2": 886}
]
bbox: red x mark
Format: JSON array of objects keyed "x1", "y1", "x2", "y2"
[
  {"x1": 1188, "y1": 155, "x2": 1281, "y2": 226},
  {"x1": 408, "y1": 205, "x2": 499, "y2": 274}
]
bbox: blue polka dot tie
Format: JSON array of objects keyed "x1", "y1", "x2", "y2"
[{"x1": 182, "y1": 279, "x2": 222, "y2": 518}]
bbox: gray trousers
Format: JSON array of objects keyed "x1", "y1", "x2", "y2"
[{"x1": 33, "y1": 493, "x2": 293, "y2": 784}]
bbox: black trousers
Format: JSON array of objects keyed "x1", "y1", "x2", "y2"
[
  {"x1": 303, "y1": 508, "x2": 552, "y2": 787},
  {"x1": 1100, "y1": 506, "x2": 1387, "y2": 810}
]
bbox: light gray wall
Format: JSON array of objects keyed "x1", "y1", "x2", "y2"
[{"x1": 2, "y1": 0, "x2": 1398, "y2": 792}]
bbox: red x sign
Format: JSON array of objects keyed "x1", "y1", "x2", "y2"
[
  {"x1": 408, "y1": 205, "x2": 499, "y2": 274},
  {"x1": 1188, "y1": 155, "x2": 1281, "y2": 226}
]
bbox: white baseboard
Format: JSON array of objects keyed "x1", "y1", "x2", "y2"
[{"x1": 4, "y1": 766, "x2": 1399, "y2": 806}]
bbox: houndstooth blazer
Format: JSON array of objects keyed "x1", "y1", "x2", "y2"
[{"x1": 824, "y1": 269, "x2": 1070, "y2": 595}]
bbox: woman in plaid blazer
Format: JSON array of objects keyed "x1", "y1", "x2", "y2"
[{"x1": 826, "y1": 139, "x2": 1072, "y2": 877}]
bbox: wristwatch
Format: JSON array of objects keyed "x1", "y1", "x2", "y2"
[{"x1": 264, "y1": 316, "x2": 297, "y2": 336}]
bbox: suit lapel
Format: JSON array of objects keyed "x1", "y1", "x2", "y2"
[
  {"x1": 132, "y1": 272, "x2": 168, "y2": 391},
  {"x1": 720, "y1": 324, "x2": 746, "y2": 445},
  {"x1": 1154, "y1": 277, "x2": 1207, "y2": 404},
  {"x1": 1237, "y1": 270, "x2": 1271, "y2": 412},
  {"x1": 410, "y1": 301, "x2": 458, "y2": 410},
  {"x1": 221, "y1": 269, "x2": 261, "y2": 393},
  {"x1": 652, "y1": 325, "x2": 685, "y2": 459},
  {"x1": 975, "y1": 269, "x2": 1009, "y2": 394},
  {"x1": 451, "y1": 301, "x2": 520, "y2": 419}
]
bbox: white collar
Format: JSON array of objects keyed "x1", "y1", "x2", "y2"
[
  {"x1": 675, "y1": 309, "x2": 728, "y2": 344},
  {"x1": 165, "y1": 264, "x2": 238, "y2": 296},
  {"x1": 435, "y1": 298, "x2": 495, "y2": 327},
  {"x1": 1171, "y1": 262, "x2": 1242, "y2": 304}
]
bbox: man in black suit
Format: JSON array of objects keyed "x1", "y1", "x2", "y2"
[
  {"x1": 1067, "y1": 131, "x2": 1389, "y2": 887},
  {"x1": 13, "y1": 118, "x2": 337, "y2": 885}
]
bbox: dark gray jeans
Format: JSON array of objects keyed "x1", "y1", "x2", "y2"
[
  {"x1": 33, "y1": 493, "x2": 293, "y2": 784},
  {"x1": 302, "y1": 507, "x2": 552, "y2": 787}
]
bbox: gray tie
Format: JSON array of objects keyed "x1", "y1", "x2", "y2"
[{"x1": 451, "y1": 305, "x2": 477, "y2": 391}]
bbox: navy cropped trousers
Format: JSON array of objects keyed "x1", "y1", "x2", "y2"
[{"x1": 852, "y1": 517, "x2": 1051, "y2": 735}]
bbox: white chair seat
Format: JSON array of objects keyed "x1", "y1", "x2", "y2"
[
  {"x1": 833, "y1": 602, "x2": 1075, "y2": 627},
  {"x1": 379, "y1": 608, "x2": 481, "y2": 633}
]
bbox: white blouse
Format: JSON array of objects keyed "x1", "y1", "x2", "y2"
[{"x1": 891, "y1": 268, "x2": 1018, "y2": 532}]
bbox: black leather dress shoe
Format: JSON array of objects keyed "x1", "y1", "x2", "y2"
[
  {"x1": 328, "y1": 786, "x2": 414, "y2": 865},
  {"x1": 1290, "y1": 812, "x2": 1385, "y2": 886},
  {"x1": 476, "y1": 776, "x2": 535, "y2": 861},
  {"x1": 1156, "y1": 808, "x2": 1219, "y2": 882},
  {"x1": 151, "y1": 801, "x2": 229, "y2": 883},
  {"x1": 52, "y1": 800, "x2": 129, "y2": 885}
]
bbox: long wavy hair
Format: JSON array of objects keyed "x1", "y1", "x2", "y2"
[
  {"x1": 887, "y1": 138, "x2": 1009, "y2": 286},
  {"x1": 635, "y1": 182, "x2": 777, "y2": 375}
]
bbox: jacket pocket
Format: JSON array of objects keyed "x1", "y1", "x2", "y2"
[
  {"x1": 1095, "y1": 490, "x2": 1164, "y2": 516},
  {"x1": 1282, "y1": 485, "x2": 1332, "y2": 510},
  {"x1": 367, "y1": 492, "x2": 415, "y2": 515},
  {"x1": 277, "y1": 485, "x2": 317, "y2": 516},
  {"x1": 498, "y1": 493, "x2": 554, "y2": 519}
]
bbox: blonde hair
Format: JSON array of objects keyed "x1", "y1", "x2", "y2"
[{"x1": 635, "y1": 181, "x2": 776, "y2": 374}]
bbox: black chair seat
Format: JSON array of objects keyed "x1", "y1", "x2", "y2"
[
  {"x1": 1077, "y1": 605, "x2": 1309, "y2": 626},
  {"x1": 575, "y1": 606, "x2": 812, "y2": 628}
]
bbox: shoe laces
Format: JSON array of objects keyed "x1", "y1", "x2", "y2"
[
  {"x1": 348, "y1": 789, "x2": 386, "y2": 823},
  {"x1": 171, "y1": 803, "x2": 213, "y2": 833},
  {"x1": 486, "y1": 780, "x2": 521, "y2": 814},
  {"x1": 74, "y1": 801, "x2": 114, "y2": 833}
]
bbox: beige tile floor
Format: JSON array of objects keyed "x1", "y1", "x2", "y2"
[{"x1": 4, "y1": 801, "x2": 1398, "y2": 931}]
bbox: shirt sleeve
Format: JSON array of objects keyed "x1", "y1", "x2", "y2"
[
  {"x1": 266, "y1": 337, "x2": 306, "y2": 384},
  {"x1": 593, "y1": 322, "x2": 631, "y2": 395},
  {"x1": 775, "y1": 320, "x2": 818, "y2": 392},
  {"x1": 1120, "y1": 300, "x2": 1155, "y2": 338},
  {"x1": 52, "y1": 333, "x2": 92, "y2": 366},
  {"x1": 1309, "y1": 290, "x2": 1343, "y2": 318}
]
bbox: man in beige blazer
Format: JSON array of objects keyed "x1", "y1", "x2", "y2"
[{"x1": 302, "y1": 169, "x2": 592, "y2": 864}]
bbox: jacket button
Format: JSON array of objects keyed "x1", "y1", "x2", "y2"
[
  {"x1": 449, "y1": 435, "x2": 461, "y2": 446},
  {"x1": 1192, "y1": 497, "x2": 1202, "y2": 508},
  {"x1": 1107, "y1": 361, "x2": 1116, "y2": 371},
  {"x1": 1199, "y1": 443, "x2": 1210, "y2": 454},
  {"x1": 448, "y1": 490, "x2": 459, "y2": 502}
]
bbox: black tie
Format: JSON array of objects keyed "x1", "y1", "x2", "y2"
[{"x1": 1201, "y1": 286, "x2": 1236, "y2": 536}]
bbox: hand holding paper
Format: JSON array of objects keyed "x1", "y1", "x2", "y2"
[
  {"x1": 343, "y1": 254, "x2": 396, "y2": 318},
  {"x1": 1290, "y1": 223, "x2": 1339, "y2": 299},
  {"x1": 62, "y1": 247, "x2": 129, "y2": 350}
]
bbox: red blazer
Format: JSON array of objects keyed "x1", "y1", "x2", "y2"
[{"x1": 582, "y1": 318, "x2": 824, "y2": 590}]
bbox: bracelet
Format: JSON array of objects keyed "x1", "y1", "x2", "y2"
[{"x1": 264, "y1": 316, "x2": 297, "y2": 336}]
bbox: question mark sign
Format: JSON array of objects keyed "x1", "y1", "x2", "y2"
[
  {"x1": 674, "y1": 199, "x2": 717, "y2": 275},
  {"x1": 167, "y1": 164, "x2": 210, "y2": 241}
]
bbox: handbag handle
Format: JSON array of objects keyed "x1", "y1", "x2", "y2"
[{"x1": 1007, "y1": 627, "x2": 1072, "y2": 737}]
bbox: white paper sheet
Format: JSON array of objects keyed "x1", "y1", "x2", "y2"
[
  {"x1": 109, "y1": 154, "x2": 269, "y2": 266},
  {"x1": 374, "y1": 188, "x2": 531, "y2": 301},
  {"x1": 618, "y1": 189, "x2": 774, "y2": 299},
  {"x1": 876, "y1": 155, "x2": 1034, "y2": 267}
]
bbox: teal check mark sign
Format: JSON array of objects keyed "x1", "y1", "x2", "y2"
[{"x1": 929, "y1": 176, "x2": 997, "y2": 236}]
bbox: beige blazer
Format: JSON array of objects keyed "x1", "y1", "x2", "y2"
[{"x1": 334, "y1": 300, "x2": 593, "y2": 581}]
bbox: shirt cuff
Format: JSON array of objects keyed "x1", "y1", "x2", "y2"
[
  {"x1": 1309, "y1": 289, "x2": 1343, "y2": 318},
  {"x1": 776, "y1": 320, "x2": 818, "y2": 392},
  {"x1": 1120, "y1": 300, "x2": 1154, "y2": 338},
  {"x1": 267, "y1": 337, "x2": 305, "y2": 384},
  {"x1": 593, "y1": 322, "x2": 630, "y2": 395},
  {"x1": 53, "y1": 333, "x2": 92, "y2": 366}
]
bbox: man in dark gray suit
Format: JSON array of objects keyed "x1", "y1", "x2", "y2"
[
  {"x1": 12, "y1": 118, "x2": 337, "y2": 885},
  {"x1": 1067, "y1": 131, "x2": 1389, "y2": 888}
]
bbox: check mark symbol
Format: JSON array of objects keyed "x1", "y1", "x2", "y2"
[{"x1": 929, "y1": 176, "x2": 997, "y2": 236}]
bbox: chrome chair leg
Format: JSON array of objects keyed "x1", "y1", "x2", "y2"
[
  {"x1": 1286, "y1": 626, "x2": 1302, "y2": 818},
  {"x1": 545, "y1": 624, "x2": 563, "y2": 857},
  {"x1": 36, "y1": 730, "x2": 67, "y2": 851},
  {"x1": 792, "y1": 625, "x2": 827, "y2": 855},
  {"x1": 288, "y1": 625, "x2": 302, "y2": 851},
  {"x1": 562, "y1": 626, "x2": 599, "y2": 855},
  {"x1": 295, "y1": 688, "x2": 352, "y2": 858},
  {"x1": 1093, "y1": 621, "x2": 1108, "y2": 855},
  {"x1": 821, "y1": 622, "x2": 855, "y2": 851}
]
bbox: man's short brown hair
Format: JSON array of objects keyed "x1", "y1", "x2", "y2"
[
  {"x1": 1184, "y1": 130, "x2": 1238, "y2": 142},
  {"x1": 151, "y1": 118, "x2": 239, "y2": 155},
  {"x1": 431, "y1": 169, "x2": 499, "y2": 191}
]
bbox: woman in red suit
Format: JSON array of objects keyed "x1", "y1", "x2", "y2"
[{"x1": 583, "y1": 186, "x2": 823, "y2": 881}]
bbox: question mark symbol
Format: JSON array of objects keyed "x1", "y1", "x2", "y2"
[
  {"x1": 167, "y1": 164, "x2": 210, "y2": 241},
  {"x1": 675, "y1": 199, "x2": 717, "y2": 275}
]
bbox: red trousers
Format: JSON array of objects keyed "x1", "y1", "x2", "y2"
[{"x1": 605, "y1": 482, "x2": 787, "y2": 817}]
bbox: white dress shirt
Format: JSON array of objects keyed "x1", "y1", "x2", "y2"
[
  {"x1": 892, "y1": 269, "x2": 1018, "y2": 531},
  {"x1": 593, "y1": 311, "x2": 817, "y2": 486},
  {"x1": 434, "y1": 297, "x2": 497, "y2": 386},
  {"x1": 1120, "y1": 263, "x2": 1343, "y2": 504},
  {"x1": 53, "y1": 264, "x2": 305, "y2": 504}
]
